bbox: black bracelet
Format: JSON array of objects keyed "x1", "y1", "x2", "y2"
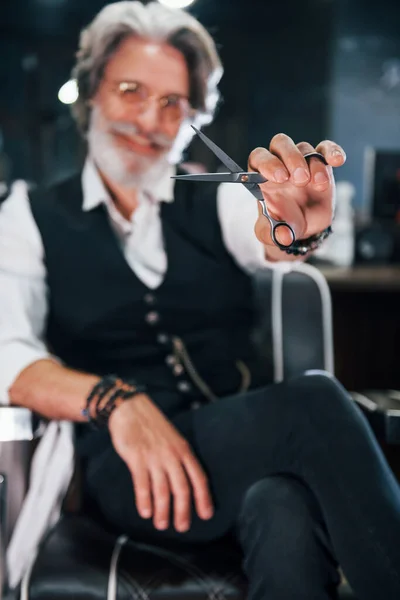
[
  {"x1": 94, "y1": 376, "x2": 125, "y2": 415},
  {"x1": 96, "y1": 383, "x2": 146, "y2": 428},
  {"x1": 82, "y1": 376, "x2": 147, "y2": 428},
  {"x1": 81, "y1": 375, "x2": 118, "y2": 422},
  {"x1": 283, "y1": 225, "x2": 333, "y2": 256}
]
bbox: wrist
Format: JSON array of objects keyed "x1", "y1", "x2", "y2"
[
  {"x1": 264, "y1": 225, "x2": 332, "y2": 261},
  {"x1": 264, "y1": 244, "x2": 307, "y2": 262},
  {"x1": 81, "y1": 376, "x2": 147, "y2": 428},
  {"x1": 108, "y1": 392, "x2": 148, "y2": 429}
]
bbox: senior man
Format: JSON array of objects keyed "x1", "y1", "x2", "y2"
[{"x1": 1, "y1": 3, "x2": 400, "y2": 600}]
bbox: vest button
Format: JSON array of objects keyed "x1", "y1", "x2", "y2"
[
  {"x1": 191, "y1": 401, "x2": 201, "y2": 410},
  {"x1": 173, "y1": 364, "x2": 184, "y2": 376},
  {"x1": 145, "y1": 311, "x2": 159, "y2": 325},
  {"x1": 144, "y1": 293, "x2": 156, "y2": 305},
  {"x1": 165, "y1": 354, "x2": 176, "y2": 366},
  {"x1": 177, "y1": 381, "x2": 191, "y2": 393},
  {"x1": 157, "y1": 333, "x2": 169, "y2": 344}
]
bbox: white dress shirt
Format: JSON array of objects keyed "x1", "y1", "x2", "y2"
[{"x1": 0, "y1": 158, "x2": 289, "y2": 404}]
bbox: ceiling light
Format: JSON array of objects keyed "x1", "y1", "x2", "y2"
[
  {"x1": 158, "y1": 0, "x2": 196, "y2": 8},
  {"x1": 58, "y1": 79, "x2": 78, "y2": 105}
]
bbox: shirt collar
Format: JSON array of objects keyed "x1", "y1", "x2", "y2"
[{"x1": 81, "y1": 156, "x2": 176, "y2": 213}]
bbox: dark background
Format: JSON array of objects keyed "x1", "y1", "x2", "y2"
[{"x1": 0, "y1": 0, "x2": 399, "y2": 212}]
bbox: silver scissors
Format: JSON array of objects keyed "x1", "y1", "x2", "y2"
[{"x1": 172, "y1": 126, "x2": 327, "y2": 251}]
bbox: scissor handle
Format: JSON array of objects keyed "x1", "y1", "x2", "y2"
[
  {"x1": 303, "y1": 151, "x2": 328, "y2": 165},
  {"x1": 259, "y1": 199, "x2": 296, "y2": 249},
  {"x1": 271, "y1": 222, "x2": 296, "y2": 249}
]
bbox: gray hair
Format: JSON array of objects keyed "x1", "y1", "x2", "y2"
[{"x1": 71, "y1": 1, "x2": 223, "y2": 135}]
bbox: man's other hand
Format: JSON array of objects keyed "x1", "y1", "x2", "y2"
[{"x1": 108, "y1": 394, "x2": 214, "y2": 532}]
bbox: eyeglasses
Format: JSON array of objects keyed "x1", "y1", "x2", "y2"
[{"x1": 106, "y1": 80, "x2": 194, "y2": 124}]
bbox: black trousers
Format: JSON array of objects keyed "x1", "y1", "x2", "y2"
[{"x1": 83, "y1": 372, "x2": 400, "y2": 600}]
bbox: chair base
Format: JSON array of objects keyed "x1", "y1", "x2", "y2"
[{"x1": 19, "y1": 514, "x2": 359, "y2": 600}]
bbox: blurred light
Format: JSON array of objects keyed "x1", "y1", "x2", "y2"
[
  {"x1": 381, "y1": 60, "x2": 400, "y2": 91},
  {"x1": 58, "y1": 80, "x2": 78, "y2": 105},
  {"x1": 22, "y1": 54, "x2": 39, "y2": 72},
  {"x1": 158, "y1": 0, "x2": 196, "y2": 8}
]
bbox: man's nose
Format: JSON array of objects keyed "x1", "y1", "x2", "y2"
[{"x1": 134, "y1": 98, "x2": 161, "y2": 133}]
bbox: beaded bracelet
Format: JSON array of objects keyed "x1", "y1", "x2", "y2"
[
  {"x1": 82, "y1": 375, "x2": 146, "y2": 428},
  {"x1": 81, "y1": 375, "x2": 117, "y2": 421},
  {"x1": 95, "y1": 377, "x2": 124, "y2": 415},
  {"x1": 95, "y1": 383, "x2": 146, "y2": 427},
  {"x1": 284, "y1": 225, "x2": 333, "y2": 256}
]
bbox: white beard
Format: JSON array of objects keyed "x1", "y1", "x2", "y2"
[{"x1": 86, "y1": 106, "x2": 173, "y2": 190}]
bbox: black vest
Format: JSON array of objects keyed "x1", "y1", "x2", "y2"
[{"x1": 29, "y1": 170, "x2": 269, "y2": 420}]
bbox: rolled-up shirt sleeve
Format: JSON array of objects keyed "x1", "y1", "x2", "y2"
[{"x1": 0, "y1": 181, "x2": 51, "y2": 404}]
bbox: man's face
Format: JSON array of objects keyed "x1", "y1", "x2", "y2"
[{"x1": 88, "y1": 36, "x2": 191, "y2": 188}]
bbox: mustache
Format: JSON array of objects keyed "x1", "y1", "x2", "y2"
[{"x1": 108, "y1": 121, "x2": 173, "y2": 149}]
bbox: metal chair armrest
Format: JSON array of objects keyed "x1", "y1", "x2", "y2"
[{"x1": 0, "y1": 407, "x2": 43, "y2": 597}]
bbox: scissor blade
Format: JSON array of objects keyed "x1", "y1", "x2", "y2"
[
  {"x1": 191, "y1": 125, "x2": 244, "y2": 173},
  {"x1": 172, "y1": 172, "x2": 237, "y2": 182},
  {"x1": 242, "y1": 183, "x2": 264, "y2": 201},
  {"x1": 172, "y1": 171, "x2": 267, "y2": 184}
]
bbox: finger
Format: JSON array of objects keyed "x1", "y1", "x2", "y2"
[
  {"x1": 130, "y1": 459, "x2": 153, "y2": 519},
  {"x1": 166, "y1": 456, "x2": 192, "y2": 532},
  {"x1": 248, "y1": 147, "x2": 290, "y2": 183},
  {"x1": 181, "y1": 452, "x2": 214, "y2": 521},
  {"x1": 315, "y1": 140, "x2": 346, "y2": 168},
  {"x1": 296, "y1": 141, "x2": 315, "y2": 156},
  {"x1": 308, "y1": 158, "x2": 333, "y2": 193},
  {"x1": 269, "y1": 133, "x2": 311, "y2": 187},
  {"x1": 149, "y1": 464, "x2": 171, "y2": 530},
  {"x1": 296, "y1": 141, "x2": 332, "y2": 191}
]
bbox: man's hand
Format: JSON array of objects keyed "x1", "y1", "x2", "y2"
[
  {"x1": 248, "y1": 134, "x2": 346, "y2": 255},
  {"x1": 108, "y1": 394, "x2": 214, "y2": 532}
]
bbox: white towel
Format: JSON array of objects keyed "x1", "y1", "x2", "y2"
[{"x1": 6, "y1": 421, "x2": 74, "y2": 589}]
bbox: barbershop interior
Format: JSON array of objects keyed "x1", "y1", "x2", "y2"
[{"x1": 1, "y1": 0, "x2": 400, "y2": 599}]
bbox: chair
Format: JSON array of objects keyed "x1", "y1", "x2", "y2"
[{"x1": 0, "y1": 263, "x2": 355, "y2": 599}]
